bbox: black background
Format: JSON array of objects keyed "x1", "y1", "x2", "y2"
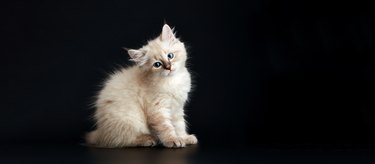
[{"x1": 1, "y1": 0, "x2": 375, "y2": 163}]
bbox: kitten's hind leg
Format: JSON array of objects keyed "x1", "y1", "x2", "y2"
[{"x1": 132, "y1": 134, "x2": 158, "y2": 147}]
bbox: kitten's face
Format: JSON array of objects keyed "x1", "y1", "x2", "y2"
[{"x1": 127, "y1": 24, "x2": 187, "y2": 77}]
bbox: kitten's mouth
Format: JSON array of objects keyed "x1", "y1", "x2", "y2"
[
  {"x1": 167, "y1": 70, "x2": 174, "y2": 75},
  {"x1": 166, "y1": 68, "x2": 176, "y2": 76}
]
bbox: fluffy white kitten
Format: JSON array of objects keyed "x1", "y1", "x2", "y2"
[{"x1": 86, "y1": 24, "x2": 197, "y2": 148}]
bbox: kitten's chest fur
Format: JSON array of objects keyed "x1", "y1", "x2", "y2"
[{"x1": 142, "y1": 69, "x2": 191, "y2": 110}]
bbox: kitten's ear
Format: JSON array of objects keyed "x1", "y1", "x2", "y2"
[
  {"x1": 160, "y1": 24, "x2": 176, "y2": 41},
  {"x1": 126, "y1": 49, "x2": 148, "y2": 65}
]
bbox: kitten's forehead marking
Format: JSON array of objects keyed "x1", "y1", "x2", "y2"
[
  {"x1": 146, "y1": 37, "x2": 182, "y2": 63},
  {"x1": 160, "y1": 49, "x2": 166, "y2": 57}
]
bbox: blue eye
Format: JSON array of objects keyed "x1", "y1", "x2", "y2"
[
  {"x1": 153, "y1": 62, "x2": 162, "y2": 68},
  {"x1": 167, "y1": 53, "x2": 174, "y2": 59}
]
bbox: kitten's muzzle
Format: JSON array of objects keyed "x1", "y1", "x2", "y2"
[{"x1": 163, "y1": 61, "x2": 172, "y2": 70}]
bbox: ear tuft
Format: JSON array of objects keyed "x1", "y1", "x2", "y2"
[
  {"x1": 127, "y1": 49, "x2": 147, "y2": 65},
  {"x1": 161, "y1": 24, "x2": 176, "y2": 41}
]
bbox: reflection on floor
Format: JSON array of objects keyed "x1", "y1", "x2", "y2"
[{"x1": 88, "y1": 145, "x2": 198, "y2": 164}]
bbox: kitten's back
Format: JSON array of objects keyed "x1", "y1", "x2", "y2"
[{"x1": 88, "y1": 66, "x2": 150, "y2": 147}]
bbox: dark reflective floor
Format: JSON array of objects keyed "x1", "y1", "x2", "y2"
[{"x1": 1, "y1": 143, "x2": 375, "y2": 164}]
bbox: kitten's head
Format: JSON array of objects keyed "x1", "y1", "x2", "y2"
[{"x1": 127, "y1": 24, "x2": 187, "y2": 77}]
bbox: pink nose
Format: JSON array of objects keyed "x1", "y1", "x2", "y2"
[
  {"x1": 164, "y1": 63, "x2": 171, "y2": 70},
  {"x1": 165, "y1": 65, "x2": 171, "y2": 70}
]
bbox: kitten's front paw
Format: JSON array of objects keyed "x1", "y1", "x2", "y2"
[
  {"x1": 184, "y1": 134, "x2": 198, "y2": 145},
  {"x1": 162, "y1": 137, "x2": 186, "y2": 148}
]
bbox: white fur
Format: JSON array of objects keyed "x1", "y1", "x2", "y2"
[{"x1": 86, "y1": 24, "x2": 197, "y2": 148}]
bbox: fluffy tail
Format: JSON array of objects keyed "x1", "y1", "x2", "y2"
[{"x1": 85, "y1": 130, "x2": 98, "y2": 145}]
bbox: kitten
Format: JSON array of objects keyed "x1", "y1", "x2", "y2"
[{"x1": 86, "y1": 24, "x2": 197, "y2": 148}]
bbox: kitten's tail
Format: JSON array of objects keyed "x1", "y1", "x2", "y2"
[{"x1": 85, "y1": 131, "x2": 98, "y2": 145}]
